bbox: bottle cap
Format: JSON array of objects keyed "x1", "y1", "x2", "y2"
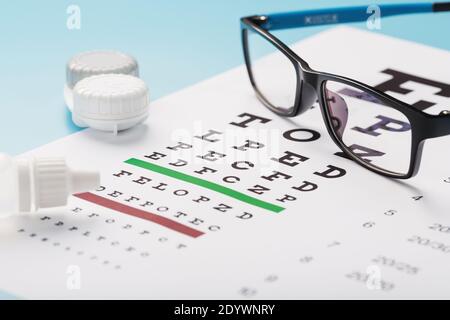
[
  {"x1": 17, "y1": 157, "x2": 100, "y2": 211},
  {"x1": 0, "y1": 154, "x2": 100, "y2": 215}
]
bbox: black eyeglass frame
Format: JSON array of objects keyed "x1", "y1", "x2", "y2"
[{"x1": 241, "y1": 5, "x2": 450, "y2": 179}]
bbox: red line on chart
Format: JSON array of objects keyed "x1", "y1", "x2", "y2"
[{"x1": 74, "y1": 192, "x2": 204, "y2": 238}]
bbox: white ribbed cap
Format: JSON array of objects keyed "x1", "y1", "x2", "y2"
[
  {"x1": 72, "y1": 74, "x2": 150, "y2": 133},
  {"x1": 33, "y1": 158, "x2": 100, "y2": 210},
  {"x1": 33, "y1": 158, "x2": 69, "y2": 209},
  {"x1": 66, "y1": 50, "x2": 139, "y2": 88}
]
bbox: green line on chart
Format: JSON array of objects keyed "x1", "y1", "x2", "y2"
[{"x1": 124, "y1": 158, "x2": 285, "y2": 213}]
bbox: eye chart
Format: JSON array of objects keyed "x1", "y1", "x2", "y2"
[{"x1": 1, "y1": 27, "x2": 450, "y2": 299}]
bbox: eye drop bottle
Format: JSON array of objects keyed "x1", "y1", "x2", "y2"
[{"x1": 0, "y1": 153, "x2": 99, "y2": 217}]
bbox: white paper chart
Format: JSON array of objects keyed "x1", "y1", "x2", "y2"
[{"x1": 1, "y1": 27, "x2": 450, "y2": 299}]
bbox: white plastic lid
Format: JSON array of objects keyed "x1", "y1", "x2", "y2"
[
  {"x1": 66, "y1": 50, "x2": 139, "y2": 89},
  {"x1": 65, "y1": 50, "x2": 140, "y2": 110},
  {"x1": 71, "y1": 74, "x2": 150, "y2": 134}
]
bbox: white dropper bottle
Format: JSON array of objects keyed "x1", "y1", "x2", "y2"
[{"x1": 0, "y1": 153, "x2": 100, "y2": 217}]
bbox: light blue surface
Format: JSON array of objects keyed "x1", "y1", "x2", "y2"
[
  {"x1": 0, "y1": 290, "x2": 16, "y2": 300},
  {"x1": 0, "y1": 0, "x2": 449, "y2": 156}
]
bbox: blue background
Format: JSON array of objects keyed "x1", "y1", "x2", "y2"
[
  {"x1": 1, "y1": 0, "x2": 449, "y2": 156},
  {"x1": 0, "y1": 290, "x2": 15, "y2": 300},
  {"x1": 0, "y1": 0, "x2": 449, "y2": 299}
]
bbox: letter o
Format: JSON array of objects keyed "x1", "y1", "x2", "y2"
[{"x1": 283, "y1": 128, "x2": 320, "y2": 142}]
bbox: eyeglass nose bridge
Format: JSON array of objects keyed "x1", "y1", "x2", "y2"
[{"x1": 297, "y1": 71, "x2": 320, "y2": 115}]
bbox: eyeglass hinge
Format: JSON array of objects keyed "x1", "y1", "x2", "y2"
[{"x1": 251, "y1": 15, "x2": 270, "y2": 28}]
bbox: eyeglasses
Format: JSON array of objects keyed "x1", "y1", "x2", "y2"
[{"x1": 241, "y1": 2, "x2": 450, "y2": 179}]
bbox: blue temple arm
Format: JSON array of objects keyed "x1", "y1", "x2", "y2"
[{"x1": 260, "y1": 2, "x2": 450, "y2": 31}]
